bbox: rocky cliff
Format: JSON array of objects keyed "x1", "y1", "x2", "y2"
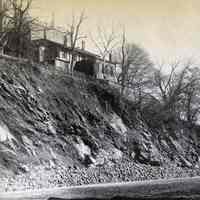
[{"x1": 0, "y1": 60, "x2": 200, "y2": 191}]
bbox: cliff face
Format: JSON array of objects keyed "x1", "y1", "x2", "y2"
[{"x1": 0, "y1": 60, "x2": 200, "y2": 182}]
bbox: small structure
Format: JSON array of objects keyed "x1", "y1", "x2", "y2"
[
  {"x1": 0, "y1": 19, "x2": 118, "y2": 82},
  {"x1": 32, "y1": 27, "x2": 118, "y2": 82},
  {"x1": 32, "y1": 38, "x2": 99, "y2": 72}
]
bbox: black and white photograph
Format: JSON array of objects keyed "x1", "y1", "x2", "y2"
[{"x1": 0, "y1": 0, "x2": 200, "y2": 199}]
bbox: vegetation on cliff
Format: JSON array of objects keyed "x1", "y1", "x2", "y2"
[{"x1": 0, "y1": 59, "x2": 200, "y2": 191}]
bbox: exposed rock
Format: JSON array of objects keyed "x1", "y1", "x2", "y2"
[
  {"x1": 0, "y1": 123, "x2": 16, "y2": 143},
  {"x1": 0, "y1": 61, "x2": 199, "y2": 191}
]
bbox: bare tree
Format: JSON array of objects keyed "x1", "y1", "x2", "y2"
[
  {"x1": 154, "y1": 60, "x2": 200, "y2": 124},
  {"x1": 0, "y1": 1, "x2": 11, "y2": 53},
  {"x1": 117, "y1": 31, "x2": 153, "y2": 97},
  {"x1": 66, "y1": 10, "x2": 87, "y2": 74},
  {"x1": 91, "y1": 24, "x2": 118, "y2": 78},
  {"x1": 8, "y1": 0, "x2": 35, "y2": 57},
  {"x1": 119, "y1": 29, "x2": 127, "y2": 95},
  {"x1": 0, "y1": 0, "x2": 36, "y2": 58},
  {"x1": 180, "y1": 67, "x2": 200, "y2": 125},
  {"x1": 154, "y1": 61, "x2": 189, "y2": 107}
]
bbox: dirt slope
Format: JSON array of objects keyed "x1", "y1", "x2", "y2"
[{"x1": 0, "y1": 60, "x2": 200, "y2": 191}]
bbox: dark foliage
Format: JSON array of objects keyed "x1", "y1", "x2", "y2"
[{"x1": 74, "y1": 59, "x2": 96, "y2": 77}]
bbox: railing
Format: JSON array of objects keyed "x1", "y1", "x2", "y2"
[{"x1": 0, "y1": 53, "x2": 28, "y2": 62}]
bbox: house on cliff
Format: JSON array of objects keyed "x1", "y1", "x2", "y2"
[
  {"x1": 31, "y1": 26, "x2": 118, "y2": 82},
  {"x1": 0, "y1": 17, "x2": 118, "y2": 82}
]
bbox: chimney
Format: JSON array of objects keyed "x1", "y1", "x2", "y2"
[
  {"x1": 43, "y1": 27, "x2": 47, "y2": 39},
  {"x1": 81, "y1": 40, "x2": 85, "y2": 50}
]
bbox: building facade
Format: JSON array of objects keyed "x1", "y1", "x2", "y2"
[
  {"x1": 32, "y1": 27, "x2": 118, "y2": 82},
  {"x1": 0, "y1": 16, "x2": 118, "y2": 82}
]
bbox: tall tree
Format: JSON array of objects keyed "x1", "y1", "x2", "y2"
[
  {"x1": 67, "y1": 10, "x2": 87, "y2": 74},
  {"x1": 91, "y1": 24, "x2": 118, "y2": 78},
  {"x1": 153, "y1": 60, "x2": 200, "y2": 124},
  {"x1": 7, "y1": 0, "x2": 35, "y2": 57},
  {"x1": 117, "y1": 30, "x2": 153, "y2": 97},
  {"x1": 0, "y1": 0, "x2": 11, "y2": 53},
  {"x1": 0, "y1": 0, "x2": 35, "y2": 58}
]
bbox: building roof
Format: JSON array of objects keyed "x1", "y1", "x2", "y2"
[
  {"x1": 31, "y1": 23, "x2": 119, "y2": 64},
  {"x1": 32, "y1": 38, "x2": 100, "y2": 58},
  {"x1": 32, "y1": 38, "x2": 119, "y2": 65}
]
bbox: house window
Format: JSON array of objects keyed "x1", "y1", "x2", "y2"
[{"x1": 59, "y1": 51, "x2": 65, "y2": 59}]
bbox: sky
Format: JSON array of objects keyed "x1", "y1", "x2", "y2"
[{"x1": 31, "y1": 0, "x2": 200, "y2": 64}]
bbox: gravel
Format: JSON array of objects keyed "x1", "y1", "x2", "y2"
[{"x1": 1, "y1": 160, "x2": 200, "y2": 192}]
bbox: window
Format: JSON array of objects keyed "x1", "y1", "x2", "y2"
[
  {"x1": 59, "y1": 51, "x2": 65, "y2": 59},
  {"x1": 39, "y1": 46, "x2": 45, "y2": 62}
]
